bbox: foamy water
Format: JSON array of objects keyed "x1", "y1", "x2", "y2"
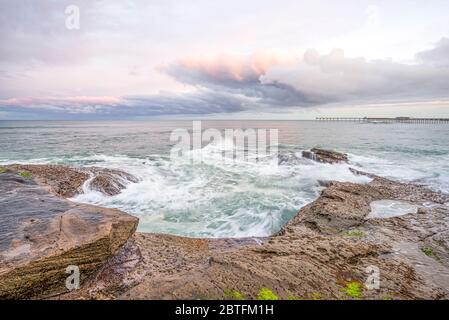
[
  {"x1": 1, "y1": 120, "x2": 448, "y2": 237},
  {"x1": 68, "y1": 147, "x2": 371, "y2": 238},
  {"x1": 368, "y1": 200, "x2": 418, "y2": 219}
]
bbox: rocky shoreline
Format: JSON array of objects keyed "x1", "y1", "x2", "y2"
[
  {"x1": 0, "y1": 166, "x2": 138, "y2": 299},
  {"x1": 1, "y1": 151, "x2": 448, "y2": 300}
]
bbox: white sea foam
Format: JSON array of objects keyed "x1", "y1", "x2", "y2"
[
  {"x1": 348, "y1": 153, "x2": 449, "y2": 194},
  {"x1": 3, "y1": 143, "x2": 447, "y2": 238},
  {"x1": 69, "y1": 144, "x2": 371, "y2": 238}
]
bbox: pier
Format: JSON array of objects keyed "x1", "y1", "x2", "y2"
[{"x1": 315, "y1": 117, "x2": 449, "y2": 124}]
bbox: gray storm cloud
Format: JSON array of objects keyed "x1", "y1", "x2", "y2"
[
  {"x1": 161, "y1": 39, "x2": 449, "y2": 110},
  {"x1": 262, "y1": 45, "x2": 449, "y2": 104},
  {"x1": 161, "y1": 54, "x2": 326, "y2": 107},
  {"x1": 0, "y1": 90, "x2": 251, "y2": 119}
]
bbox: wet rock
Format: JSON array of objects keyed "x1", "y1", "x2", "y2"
[
  {"x1": 368, "y1": 200, "x2": 418, "y2": 219},
  {"x1": 278, "y1": 152, "x2": 306, "y2": 166},
  {"x1": 286, "y1": 181, "x2": 392, "y2": 234},
  {"x1": 302, "y1": 148, "x2": 348, "y2": 164},
  {"x1": 5, "y1": 164, "x2": 88, "y2": 198},
  {"x1": 318, "y1": 180, "x2": 333, "y2": 187},
  {"x1": 349, "y1": 167, "x2": 378, "y2": 178},
  {"x1": 417, "y1": 208, "x2": 427, "y2": 215},
  {"x1": 87, "y1": 167, "x2": 139, "y2": 196},
  {"x1": 0, "y1": 173, "x2": 138, "y2": 299},
  {"x1": 4, "y1": 165, "x2": 138, "y2": 197}
]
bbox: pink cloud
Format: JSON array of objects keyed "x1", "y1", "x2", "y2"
[
  {"x1": 0, "y1": 96, "x2": 123, "y2": 108},
  {"x1": 161, "y1": 51, "x2": 297, "y2": 85}
]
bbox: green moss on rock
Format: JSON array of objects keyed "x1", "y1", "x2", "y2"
[
  {"x1": 224, "y1": 289, "x2": 245, "y2": 300},
  {"x1": 18, "y1": 171, "x2": 33, "y2": 179},
  {"x1": 344, "y1": 230, "x2": 366, "y2": 237},
  {"x1": 343, "y1": 281, "x2": 363, "y2": 299},
  {"x1": 257, "y1": 288, "x2": 279, "y2": 300}
]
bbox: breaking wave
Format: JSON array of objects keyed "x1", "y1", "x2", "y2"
[
  {"x1": 68, "y1": 143, "x2": 371, "y2": 238},
  {"x1": 2, "y1": 141, "x2": 447, "y2": 238}
]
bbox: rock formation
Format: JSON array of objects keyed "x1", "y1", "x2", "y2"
[
  {"x1": 4, "y1": 164, "x2": 138, "y2": 197},
  {"x1": 302, "y1": 148, "x2": 348, "y2": 164},
  {"x1": 0, "y1": 168, "x2": 138, "y2": 299},
  {"x1": 87, "y1": 167, "x2": 139, "y2": 196}
]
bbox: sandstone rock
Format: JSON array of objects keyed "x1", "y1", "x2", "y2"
[
  {"x1": 302, "y1": 148, "x2": 348, "y2": 164},
  {"x1": 4, "y1": 164, "x2": 88, "y2": 198},
  {"x1": 87, "y1": 167, "x2": 139, "y2": 196},
  {"x1": 417, "y1": 208, "x2": 427, "y2": 214},
  {"x1": 0, "y1": 172, "x2": 138, "y2": 299},
  {"x1": 4, "y1": 164, "x2": 138, "y2": 197}
]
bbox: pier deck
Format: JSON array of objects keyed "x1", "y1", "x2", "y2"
[{"x1": 316, "y1": 117, "x2": 449, "y2": 124}]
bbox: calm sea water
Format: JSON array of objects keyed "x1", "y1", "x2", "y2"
[{"x1": 1, "y1": 120, "x2": 448, "y2": 238}]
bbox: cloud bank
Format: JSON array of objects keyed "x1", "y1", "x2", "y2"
[
  {"x1": 0, "y1": 91, "x2": 252, "y2": 119},
  {"x1": 1, "y1": 38, "x2": 449, "y2": 118},
  {"x1": 262, "y1": 45, "x2": 449, "y2": 103},
  {"x1": 417, "y1": 37, "x2": 449, "y2": 67}
]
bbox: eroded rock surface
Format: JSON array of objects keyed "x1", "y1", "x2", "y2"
[
  {"x1": 4, "y1": 164, "x2": 89, "y2": 198},
  {"x1": 3, "y1": 164, "x2": 138, "y2": 197},
  {"x1": 302, "y1": 148, "x2": 348, "y2": 164},
  {"x1": 0, "y1": 171, "x2": 138, "y2": 299},
  {"x1": 87, "y1": 167, "x2": 139, "y2": 196}
]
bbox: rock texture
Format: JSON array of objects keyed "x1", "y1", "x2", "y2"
[
  {"x1": 4, "y1": 164, "x2": 89, "y2": 198},
  {"x1": 65, "y1": 172, "x2": 449, "y2": 300},
  {"x1": 0, "y1": 169, "x2": 138, "y2": 299},
  {"x1": 302, "y1": 148, "x2": 348, "y2": 164},
  {"x1": 87, "y1": 167, "x2": 139, "y2": 196},
  {"x1": 4, "y1": 164, "x2": 138, "y2": 197}
]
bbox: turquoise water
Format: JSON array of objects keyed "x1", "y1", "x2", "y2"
[{"x1": 1, "y1": 120, "x2": 448, "y2": 237}]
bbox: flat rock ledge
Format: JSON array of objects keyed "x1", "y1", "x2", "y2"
[
  {"x1": 0, "y1": 169, "x2": 138, "y2": 299},
  {"x1": 4, "y1": 164, "x2": 138, "y2": 197}
]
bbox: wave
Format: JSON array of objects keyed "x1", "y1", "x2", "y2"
[
  {"x1": 3, "y1": 143, "x2": 448, "y2": 237},
  {"x1": 348, "y1": 152, "x2": 449, "y2": 194},
  {"x1": 66, "y1": 144, "x2": 371, "y2": 238}
]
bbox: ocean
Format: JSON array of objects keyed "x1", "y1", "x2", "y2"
[{"x1": 1, "y1": 120, "x2": 448, "y2": 238}]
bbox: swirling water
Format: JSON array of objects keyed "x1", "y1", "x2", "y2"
[{"x1": 1, "y1": 120, "x2": 448, "y2": 238}]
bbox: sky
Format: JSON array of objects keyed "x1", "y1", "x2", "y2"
[{"x1": 1, "y1": 0, "x2": 449, "y2": 120}]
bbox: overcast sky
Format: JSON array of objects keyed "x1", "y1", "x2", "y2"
[{"x1": 1, "y1": 0, "x2": 449, "y2": 119}]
